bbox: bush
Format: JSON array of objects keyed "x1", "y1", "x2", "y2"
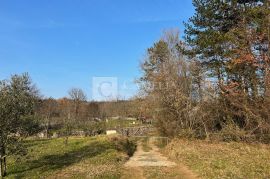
[{"x1": 109, "y1": 136, "x2": 136, "y2": 157}]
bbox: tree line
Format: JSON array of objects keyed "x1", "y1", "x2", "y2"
[{"x1": 139, "y1": 0, "x2": 270, "y2": 142}]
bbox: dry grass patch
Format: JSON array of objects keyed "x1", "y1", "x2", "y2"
[{"x1": 163, "y1": 139, "x2": 270, "y2": 179}]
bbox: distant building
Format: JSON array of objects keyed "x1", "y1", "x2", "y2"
[{"x1": 106, "y1": 130, "x2": 117, "y2": 135}]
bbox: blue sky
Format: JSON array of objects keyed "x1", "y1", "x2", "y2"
[{"x1": 0, "y1": 0, "x2": 194, "y2": 100}]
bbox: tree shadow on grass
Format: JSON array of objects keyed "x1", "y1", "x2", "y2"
[{"x1": 9, "y1": 141, "x2": 112, "y2": 177}]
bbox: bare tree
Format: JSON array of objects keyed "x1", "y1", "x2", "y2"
[
  {"x1": 68, "y1": 88, "x2": 87, "y2": 119},
  {"x1": 37, "y1": 98, "x2": 58, "y2": 138},
  {"x1": 60, "y1": 88, "x2": 86, "y2": 145}
]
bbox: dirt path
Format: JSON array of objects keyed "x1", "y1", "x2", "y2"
[
  {"x1": 125, "y1": 138, "x2": 176, "y2": 167},
  {"x1": 121, "y1": 167, "x2": 146, "y2": 179},
  {"x1": 122, "y1": 137, "x2": 198, "y2": 179}
]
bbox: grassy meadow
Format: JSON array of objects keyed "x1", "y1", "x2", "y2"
[
  {"x1": 6, "y1": 136, "x2": 136, "y2": 179},
  {"x1": 105, "y1": 118, "x2": 143, "y2": 129},
  {"x1": 5, "y1": 134, "x2": 270, "y2": 179}
]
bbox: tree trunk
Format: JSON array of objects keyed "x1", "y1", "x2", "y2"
[
  {"x1": 3, "y1": 156, "x2": 6, "y2": 177},
  {"x1": 64, "y1": 136, "x2": 68, "y2": 145},
  {"x1": 0, "y1": 149, "x2": 7, "y2": 178},
  {"x1": 0, "y1": 156, "x2": 2, "y2": 177},
  {"x1": 2, "y1": 147, "x2": 6, "y2": 177},
  {"x1": 202, "y1": 120, "x2": 209, "y2": 141}
]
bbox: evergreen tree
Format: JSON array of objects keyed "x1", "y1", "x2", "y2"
[
  {"x1": 184, "y1": 0, "x2": 270, "y2": 136},
  {"x1": 0, "y1": 73, "x2": 39, "y2": 177}
]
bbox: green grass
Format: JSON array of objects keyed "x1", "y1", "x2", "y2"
[
  {"x1": 105, "y1": 118, "x2": 143, "y2": 129},
  {"x1": 163, "y1": 139, "x2": 270, "y2": 179},
  {"x1": 6, "y1": 136, "x2": 135, "y2": 178}
]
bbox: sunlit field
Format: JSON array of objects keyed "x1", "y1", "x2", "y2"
[{"x1": 7, "y1": 136, "x2": 136, "y2": 179}]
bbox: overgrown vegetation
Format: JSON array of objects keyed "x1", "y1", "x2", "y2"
[{"x1": 139, "y1": 0, "x2": 270, "y2": 143}]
